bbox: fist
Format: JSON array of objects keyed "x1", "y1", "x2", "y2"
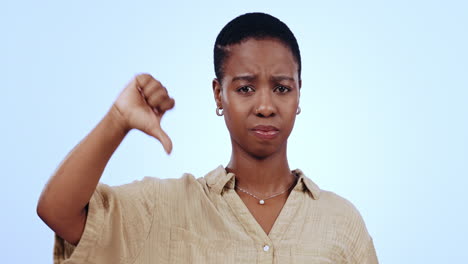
[{"x1": 112, "y1": 74, "x2": 175, "y2": 154}]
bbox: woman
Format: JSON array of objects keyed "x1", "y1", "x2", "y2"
[{"x1": 37, "y1": 12, "x2": 378, "y2": 263}]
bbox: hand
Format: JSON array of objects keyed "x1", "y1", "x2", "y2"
[{"x1": 112, "y1": 73, "x2": 175, "y2": 154}]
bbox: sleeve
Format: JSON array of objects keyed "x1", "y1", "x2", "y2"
[
  {"x1": 359, "y1": 237, "x2": 379, "y2": 264},
  {"x1": 344, "y1": 205, "x2": 379, "y2": 264},
  {"x1": 53, "y1": 177, "x2": 158, "y2": 264}
]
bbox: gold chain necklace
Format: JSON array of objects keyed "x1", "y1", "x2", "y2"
[{"x1": 235, "y1": 180, "x2": 296, "y2": 205}]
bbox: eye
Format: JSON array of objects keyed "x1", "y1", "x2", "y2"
[
  {"x1": 237, "y1": 86, "x2": 255, "y2": 94},
  {"x1": 274, "y1": 85, "x2": 291, "y2": 94}
]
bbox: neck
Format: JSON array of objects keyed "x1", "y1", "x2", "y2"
[{"x1": 226, "y1": 143, "x2": 296, "y2": 195}]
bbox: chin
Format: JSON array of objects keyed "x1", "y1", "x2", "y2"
[
  {"x1": 248, "y1": 151, "x2": 274, "y2": 160},
  {"x1": 231, "y1": 134, "x2": 288, "y2": 159},
  {"x1": 245, "y1": 143, "x2": 285, "y2": 160}
]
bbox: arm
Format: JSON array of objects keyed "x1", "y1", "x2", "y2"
[{"x1": 37, "y1": 74, "x2": 175, "y2": 245}]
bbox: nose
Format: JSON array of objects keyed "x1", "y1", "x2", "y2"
[{"x1": 255, "y1": 89, "x2": 276, "y2": 117}]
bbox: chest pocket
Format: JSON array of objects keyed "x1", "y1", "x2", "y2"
[{"x1": 169, "y1": 227, "x2": 238, "y2": 264}]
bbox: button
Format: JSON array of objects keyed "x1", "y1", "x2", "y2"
[{"x1": 263, "y1": 245, "x2": 270, "y2": 252}]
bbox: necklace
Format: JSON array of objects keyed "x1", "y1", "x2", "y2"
[{"x1": 235, "y1": 179, "x2": 296, "y2": 205}]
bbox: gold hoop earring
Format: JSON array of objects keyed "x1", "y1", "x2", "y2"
[
  {"x1": 296, "y1": 106, "x2": 301, "y2": 115},
  {"x1": 216, "y1": 107, "x2": 224, "y2": 116}
]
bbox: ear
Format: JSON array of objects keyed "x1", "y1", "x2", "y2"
[
  {"x1": 212, "y1": 78, "x2": 223, "y2": 108},
  {"x1": 298, "y1": 79, "x2": 302, "y2": 101}
]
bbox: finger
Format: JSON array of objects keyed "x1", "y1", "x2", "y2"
[
  {"x1": 135, "y1": 73, "x2": 154, "y2": 89},
  {"x1": 148, "y1": 126, "x2": 173, "y2": 154},
  {"x1": 152, "y1": 85, "x2": 173, "y2": 112},
  {"x1": 158, "y1": 97, "x2": 175, "y2": 113},
  {"x1": 146, "y1": 88, "x2": 168, "y2": 108},
  {"x1": 141, "y1": 79, "x2": 163, "y2": 99}
]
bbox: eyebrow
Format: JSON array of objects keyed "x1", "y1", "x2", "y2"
[
  {"x1": 271, "y1": 75, "x2": 295, "y2": 82},
  {"x1": 231, "y1": 75, "x2": 256, "y2": 83},
  {"x1": 231, "y1": 75, "x2": 295, "y2": 83}
]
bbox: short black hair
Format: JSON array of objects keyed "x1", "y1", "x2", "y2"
[{"x1": 214, "y1": 12, "x2": 301, "y2": 82}]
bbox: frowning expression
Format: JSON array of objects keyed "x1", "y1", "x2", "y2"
[{"x1": 213, "y1": 38, "x2": 301, "y2": 158}]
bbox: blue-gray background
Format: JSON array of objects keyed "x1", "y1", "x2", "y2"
[{"x1": 1, "y1": 0, "x2": 467, "y2": 263}]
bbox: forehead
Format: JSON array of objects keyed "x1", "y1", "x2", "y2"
[{"x1": 223, "y1": 38, "x2": 299, "y2": 78}]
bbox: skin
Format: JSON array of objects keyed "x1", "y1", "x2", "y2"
[
  {"x1": 37, "y1": 75, "x2": 175, "y2": 245},
  {"x1": 37, "y1": 38, "x2": 301, "y2": 245},
  {"x1": 213, "y1": 38, "x2": 301, "y2": 234}
]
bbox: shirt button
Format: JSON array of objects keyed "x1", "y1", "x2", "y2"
[{"x1": 263, "y1": 245, "x2": 270, "y2": 252}]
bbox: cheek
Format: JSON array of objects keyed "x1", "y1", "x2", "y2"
[
  {"x1": 224, "y1": 104, "x2": 248, "y2": 127},
  {"x1": 284, "y1": 111, "x2": 297, "y2": 127},
  {"x1": 222, "y1": 99, "x2": 252, "y2": 136},
  {"x1": 281, "y1": 102, "x2": 299, "y2": 129},
  {"x1": 222, "y1": 93, "x2": 249, "y2": 120}
]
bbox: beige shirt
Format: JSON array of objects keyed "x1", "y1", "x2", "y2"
[{"x1": 54, "y1": 166, "x2": 378, "y2": 264}]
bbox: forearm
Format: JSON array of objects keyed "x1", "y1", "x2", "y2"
[
  {"x1": 37, "y1": 105, "x2": 129, "y2": 241},
  {"x1": 38, "y1": 74, "x2": 173, "y2": 245}
]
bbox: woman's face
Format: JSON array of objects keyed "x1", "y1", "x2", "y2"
[{"x1": 213, "y1": 38, "x2": 301, "y2": 158}]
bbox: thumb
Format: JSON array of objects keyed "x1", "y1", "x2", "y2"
[{"x1": 149, "y1": 126, "x2": 173, "y2": 154}]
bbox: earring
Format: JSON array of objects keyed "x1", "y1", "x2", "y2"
[
  {"x1": 216, "y1": 106, "x2": 224, "y2": 116},
  {"x1": 296, "y1": 106, "x2": 301, "y2": 115}
]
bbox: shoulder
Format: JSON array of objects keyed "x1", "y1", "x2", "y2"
[
  {"x1": 313, "y1": 188, "x2": 371, "y2": 238},
  {"x1": 315, "y1": 189, "x2": 376, "y2": 256},
  {"x1": 95, "y1": 172, "x2": 207, "y2": 208},
  {"x1": 307, "y1": 188, "x2": 377, "y2": 262},
  {"x1": 135, "y1": 173, "x2": 207, "y2": 204},
  {"x1": 300, "y1": 176, "x2": 370, "y2": 234},
  {"x1": 299, "y1": 173, "x2": 364, "y2": 224},
  {"x1": 317, "y1": 190, "x2": 363, "y2": 220},
  {"x1": 105, "y1": 173, "x2": 201, "y2": 194},
  {"x1": 156, "y1": 173, "x2": 202, "y2": 192},
  {"x1": 298, "y1": 172, "x2": 362, "y2": 222}
]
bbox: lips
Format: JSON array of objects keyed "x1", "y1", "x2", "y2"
[{"x1": 251, "y1": 125, "x2": 280, "y2": 140}]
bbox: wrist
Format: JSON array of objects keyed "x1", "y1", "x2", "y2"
[{"x1": 107, "y1": 104, "x2": 131, "y2": 135}]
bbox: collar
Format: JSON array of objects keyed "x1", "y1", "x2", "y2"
[{"x1": 204, "y1": 165, "x2": 321, "y2": 200}]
